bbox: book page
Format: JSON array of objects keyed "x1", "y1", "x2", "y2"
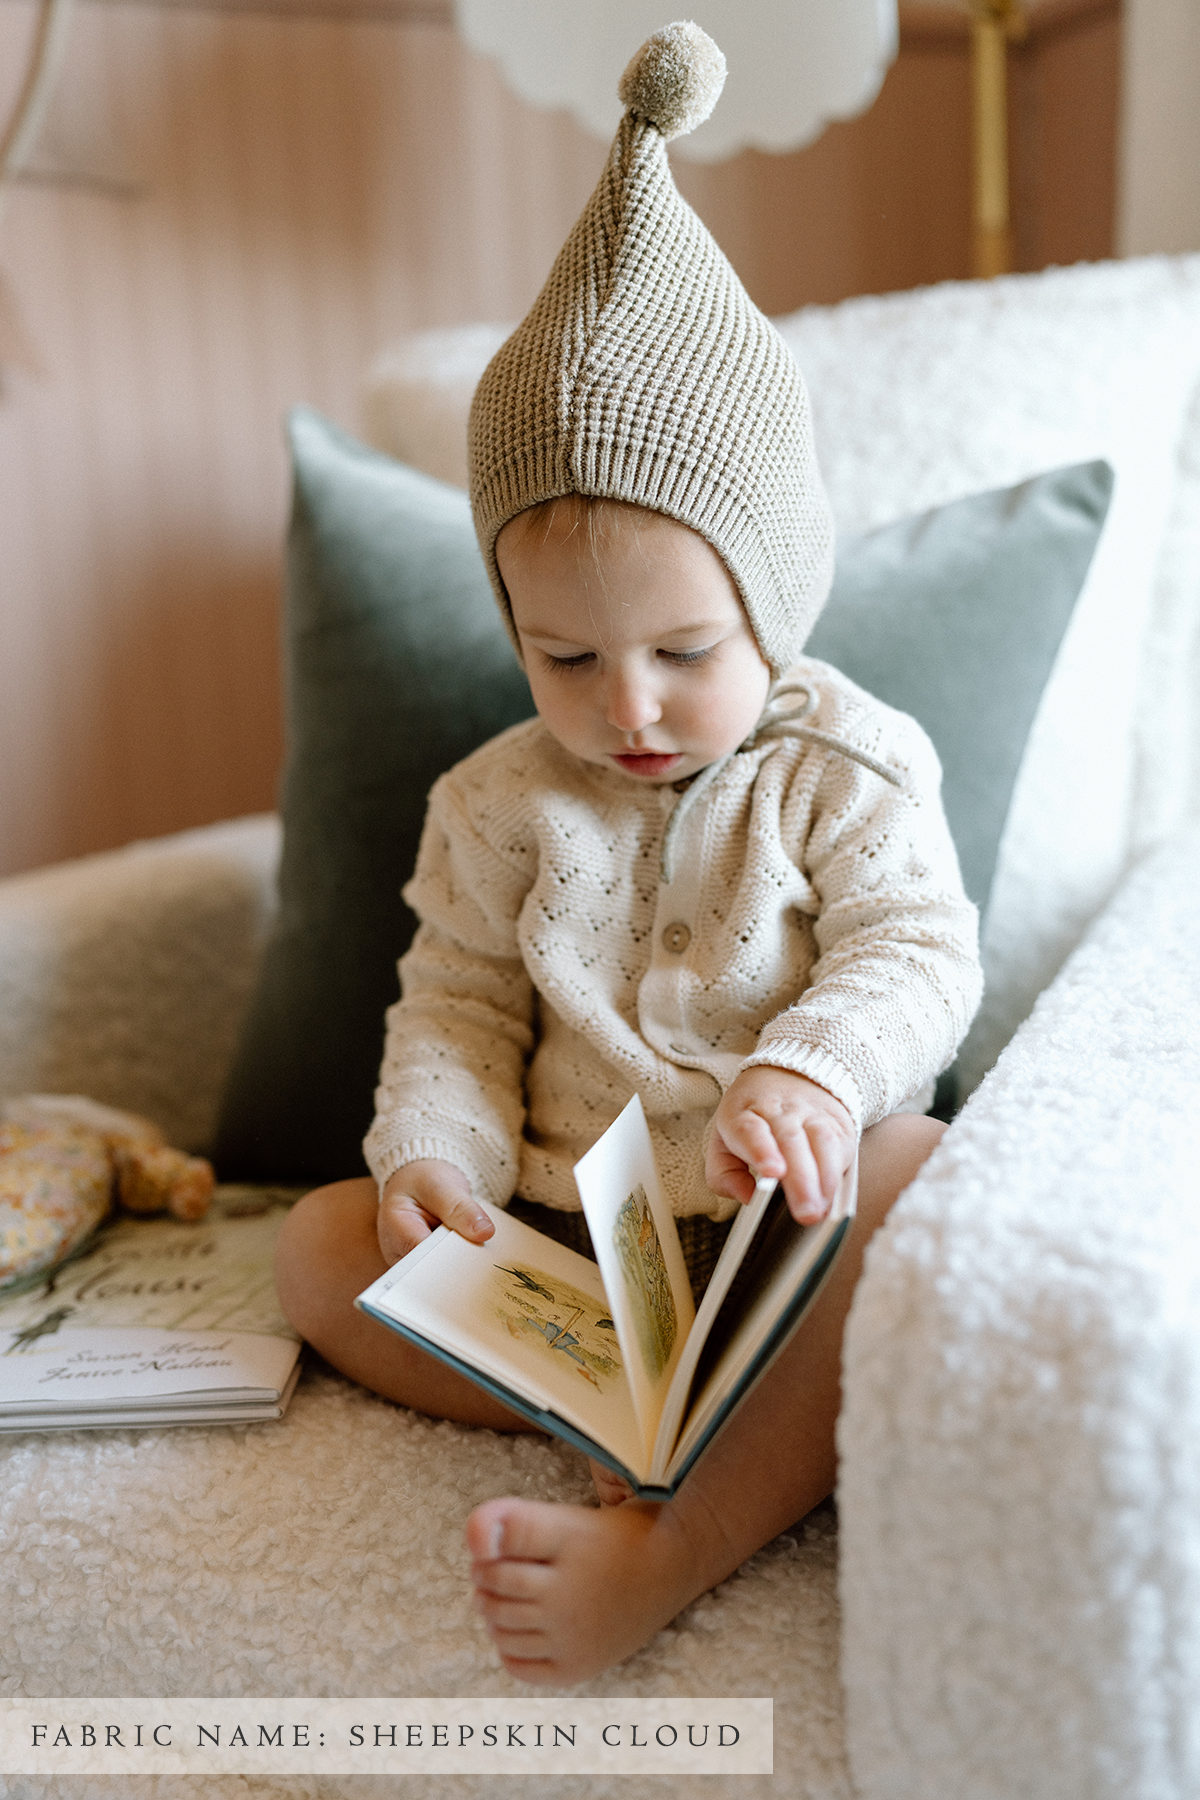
[
  {"x1": 665, "y1": 1158, "x2": 857, "y2": 1486},
  {"x1": 0, "y1": 1376, "x2": 301, "y2": 1432},
  {"x1": 358, "y1": 1205, "x2": 646, "y2": 1478},
  {"x1": 572, "y1": 1095, "x2": 696, "y2": 1464},
  {"x1": 649, "y1": 1174, "x2": 778, "y2": 1477}
]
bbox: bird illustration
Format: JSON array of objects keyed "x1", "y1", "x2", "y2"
[
  {"x1": 4, "y1": 1305, "x2": 75, "y2": 1354},
  {"x1": 495, "y1": 1265, "x2": 555, "y2": 1301}
]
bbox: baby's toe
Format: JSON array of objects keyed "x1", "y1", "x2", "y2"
[
  {"x1": 471, "y1": 1556, "x2": 551, "y2": 1602},
  {"x1": 465, "y1": 1495, "x2": 568, "y2": 1564},
  {"x1": 477, "y1": 1603, "x2": 551, "y2": 1656}
]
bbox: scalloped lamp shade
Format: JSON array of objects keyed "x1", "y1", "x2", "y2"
[{"x1": 453, "y1": 1, "x2": 898, "y2": 163}]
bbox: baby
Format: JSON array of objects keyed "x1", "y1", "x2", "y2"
[{"x1": 275, "y1": 23, "x2": 982, "y2": 1686}]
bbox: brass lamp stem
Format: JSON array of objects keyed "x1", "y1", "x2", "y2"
[{"x1": 969, "y1": 0, "x2": 1026, "y2": 278}]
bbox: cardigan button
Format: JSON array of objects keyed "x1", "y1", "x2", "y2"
[{"x1": 662, "y1": 921, "x2": 691, "y2": 954}]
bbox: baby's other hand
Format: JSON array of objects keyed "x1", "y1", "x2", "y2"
[
  {"x1": 707, "y1": 1068, "x2": 855, "y2": 1226},
  {"x1": 378, "y1": 1160, "x2": 494, "y2": 1264}
]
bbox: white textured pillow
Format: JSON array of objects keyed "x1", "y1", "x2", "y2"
[
  {"x1": 364, "y1": 325, "x2": 514, "y2": 491},
  {"x1": 778, "y1": 257, "x2": 1200, "y2": 1090},
  {"x1": 361, "y1": 257, "x2": 1200, "y2": 1093},
  {"x1": 0, "y1": 817, "x2": 280, "y2": 1152}
]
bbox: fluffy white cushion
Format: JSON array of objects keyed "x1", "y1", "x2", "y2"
[
  {"x1": 364, "y1": 325, "x2": 513, "y2": 492},
  {"x1": 0, "y1": 1382, "x2": 851, "y2": 1796},
  {"x1": 0, "y1": 817, "x2": 280, "y2": 1153},
  {"x1": 362, "y1": 258, "x2": 1200, "y2": 1092},
  {"x1": 778, "y1": 257, "x2": 1200, "y2": 1089},
  {"x1": 838, "y1": 821, "x2": 1200, "y2": 1800}
]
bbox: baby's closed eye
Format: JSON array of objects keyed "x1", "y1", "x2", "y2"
[
  {"x1": 658, "y1": 645, "x2": 716, "y2": 666},
  {"x1": 541, "y1": 650, "x2": 596, "y2": 672}
]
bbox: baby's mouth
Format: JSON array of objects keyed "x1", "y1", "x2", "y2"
[{"x1": 611, "y1": 750, "x2": 683, "y2": 778}]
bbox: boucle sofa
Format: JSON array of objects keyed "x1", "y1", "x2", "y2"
[{"x1": 2, "y1": 256, "x2": 1200, "y2": 1800}]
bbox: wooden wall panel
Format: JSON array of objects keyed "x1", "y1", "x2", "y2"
[
  {"x1": 0, "y1": 5, "x2": 604, "y2": 876},
  {"x1": 674, "y1": 33, "x2": 974, "y2": 315},
  {"x1": 1011, "y1": 2, "x2": 1122, "y2": 270},
  {"x1": 0, "y1": 1, "x2": 1120, "y2": 876}
]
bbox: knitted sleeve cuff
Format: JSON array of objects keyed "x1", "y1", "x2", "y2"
[
  {"x1": 738, "y1": 1044, "x2": 865, "y2": 1134},
  {"x1": 366, "y1": 1132, "x2": 515, "y2": 1210}
]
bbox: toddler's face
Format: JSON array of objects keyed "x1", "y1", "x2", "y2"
[{"x1": 497, "y1": 500, "x2": 771, "y2": 784}]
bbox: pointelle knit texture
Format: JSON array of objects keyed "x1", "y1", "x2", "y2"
[{"x1": 364, "y1": 661, "x2": 981, "y2": 1219}]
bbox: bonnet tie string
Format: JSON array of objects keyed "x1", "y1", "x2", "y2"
[{"x1": 659, "y1": 680, "x2": 904, "y2": 884}]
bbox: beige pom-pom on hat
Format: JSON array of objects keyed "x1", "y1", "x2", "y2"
[
  {"x1": 468, "y1": 20, "x2": 834, "y2": 678},
  {"x1": 617, "y1": 19, "x2": 726, "y2": 138}
]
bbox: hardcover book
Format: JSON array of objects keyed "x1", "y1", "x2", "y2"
[
  {"x1": 0, "y1": 1187, "x2": 302, "y2": 1431},
  {"x1": 356, "y1": 1095, "x2": 855, "y2": 1498}
]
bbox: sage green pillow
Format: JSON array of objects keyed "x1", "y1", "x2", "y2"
[
  {"x1": 806, "y1": 457, "x2": 1113, "y2": 914},
  {"x1": 214, "y1": 410, "x2": 533, "y2": 1182},
  {"x1": 214, "y1": 409, "x2": 1110, "y2": 1180}
]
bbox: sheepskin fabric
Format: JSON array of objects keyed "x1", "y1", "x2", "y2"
[
  {"x1": 2, "y1": 826, "x2": 1199, "y2": 1800},
  {"x1": 839, "y1": 822, "x2": 1200, "y2": 1799},
  {"x1": 0, "y1": 1385, "x2": 848, "y2": 1800},
  {"x1": 0, "y1": 819, "x2": 280, "y2": 1156}
]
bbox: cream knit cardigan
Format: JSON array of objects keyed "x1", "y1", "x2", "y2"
[{"x1": 365, "y1": 660, "x2": 982, "y2": 1222}]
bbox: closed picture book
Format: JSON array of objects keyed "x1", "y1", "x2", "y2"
[
  {"x1": 356, "y1": 1095, "x2": 855, "y2": 1498},
  {"x1": 0, "y1": 1188, "x2": 302, "y2": 1431}
]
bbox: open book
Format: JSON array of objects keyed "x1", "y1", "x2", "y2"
[
  {"x1": 356, "y1": 1096, "x2": 855, "y2": 1498},
  {"x1": 0, "y1": 1187, "x2": 302, "y2": 1431}
]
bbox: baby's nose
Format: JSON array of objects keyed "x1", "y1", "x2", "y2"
[{"x1": 606, "y1": 668, "x2": 662, "y2": 733}]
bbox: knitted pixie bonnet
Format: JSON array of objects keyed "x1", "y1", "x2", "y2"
[{"x1": 468, "y1": 21, "x2": 835, "y2": 678}]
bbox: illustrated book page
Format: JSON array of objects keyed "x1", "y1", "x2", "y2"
[
  {"x1": 356, "y1": 1204, "x2": 646, "y2": 1476},
  {"x1": 577, "y1": 1094, "x2": 855, "y2": 1490},
  {"x1": 572, "y1": 1094, "x2": 695, "y2": 1464},
  {"x1": 660, "y1": 1156, "x2": 856, "y2": 1490}
]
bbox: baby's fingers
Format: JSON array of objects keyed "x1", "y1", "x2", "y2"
[
  {"x1": 806, "y1": 1116, "x2": 847, "y2": 1206},
  {"x1": 377, "y1": 1194, "x2": 438, "y2": 1263},
  {"x1": 771, "y1": 1114, "x2": 829, "y2": 1223},
  {"x1": 378, "y1": 1160, "x2": 494, "y2": 1263},
  {"x1": 706, "y1": 1115, "x2": 788, "y2": 1208},
  {"x1": 704, "y1": 1135, "x2": 760, "y2": 1205},
  {"x1": 777, "y1": 1114, "x2": 854, "y2": 1226},
  {"x1": 433, "y1": 1189, "x2": 495, "y2": 1245},
  {"x1": 714, "y1": 1106, "x2": 788, "y2": 1184}
]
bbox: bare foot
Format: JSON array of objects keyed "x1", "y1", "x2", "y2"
[
  {"x1": 588, "y1": 1457, "x2": 635, "y2": 1507},
  {"x1": 465, "y1": 1495, "x2": 730, "y2": 1684}
]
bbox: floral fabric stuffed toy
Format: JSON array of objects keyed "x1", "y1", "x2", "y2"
[{"x1": 0, "y1": 1094, "x2": 214, "y2": 1293}]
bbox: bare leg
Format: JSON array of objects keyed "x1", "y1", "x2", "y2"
[
  {"x1": 274, "y1": 1178, "x2": 537, "y2": 1432},
  {"x1": 466, "y1": 1112, "x2": 944, "y2": 1683}
]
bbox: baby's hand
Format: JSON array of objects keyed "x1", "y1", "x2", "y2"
[
  {"x1": 378, "y1": 1159, "x2": 494, "y2": 1264},
  {"x1": 706, "y1": 1068, "x2": 855, "y2": 1226}
]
